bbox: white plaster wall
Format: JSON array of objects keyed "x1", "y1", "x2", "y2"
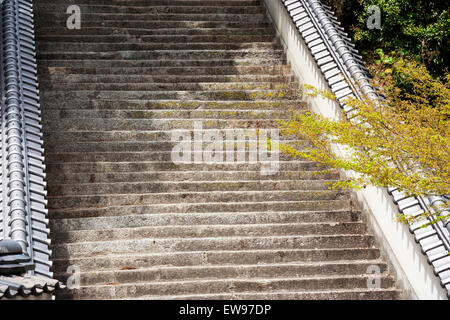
[{"x1": 262, "y1": 0, "x2": 447, "y2": 300}]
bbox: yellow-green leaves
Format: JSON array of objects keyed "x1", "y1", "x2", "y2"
[{"x1": 280, "y1": 58, "x2": 449, "y2": 225}]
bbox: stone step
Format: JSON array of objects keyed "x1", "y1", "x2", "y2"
[
  {"x1": 36, "y1": 41, "x2": 280, "y2": 52},
  {"x1": 47, "y1": 100, "x2": 306, "y2": 111},
  {"x1": 40, "y1": 75, "x2": 295, "y2": 85},
  {"x1": 51, "y1": 234, "x2": 375, "y2": 258},
  {"x1": 36, "y1": 20, "x2": 271, "y2": 31},
  {"x1": 36, "y1": 13, "x2": 267, "y2": 23},
  {"x1": 47, "y1": 166, "x2": 339, "y2": 181},
  {"x1": 55, "y1": 260, "x2": 386, "y2": 286},
  {"x1": 36, "y1": 34, "x2": 274, "y2": 44},
  {"x1": 55, "y1": 275, "x2": 394, "y2": 299},
  {"x1": 46, "y1": 169, "x2": 337, "y2": 184},
  {"x1": 43, "y1": 142, "x2": 295, "y2": 155},
  {"x1": 47, "y1": 189, "x2": 346, "y2": 209},
  {"x1": 37, "y1": 58, "x2": 287, "y2": 68},
  {"x1": 35, "y1": 0, "x2": 261, "y2": 6},
  {"x1": 44, "y1": 139, "x2": 299, "y2": 151},
  {"x1": 40, "y1": 99, "x2": 306, "y2": 111},
  {"x1": 49, "y1": 210, "x2": 362, "y2": 231},
  {"x1": 36, "y1": 49, "x2": 285, "y2": 61},
  {"x1": 48, "y1": 200, "x2": 353, "y2": 219},
  {"x1": 35, "y1": 27, "x2": 275, "y2": 37},
  {"x1": 44, "y1": 161, "x2": 325, "y2": 173},
  {"x1": 44, "y1": 143, "x2": 292, "y2": 155},
  {"x1": 41, "y1": 82, "x2": 298, "y2": 92},
  {"x1": 43, "y1": 140, "x2": 303, "y2": 153},
  {"x1": 44, "y1": 151, "x2": 300, "y2": 163},
  {"x1": 41, "y1": 90, "x2": 301, "y2": 104},
  {"x1": 131, "y1": 289, "x2": 401, "y2": 300},
  {"x1": 47, "y1": 179, "x2": 340, "y2": 195},
  {"x1": 51, "y1": 248, "x2": 380, "y2": 273},
  {"x1": 42, "y1": 119, "x2": 288, "y2": 131},
  {"x1": 36, "y1": 4, "x2": 264, "y2": 15},
  {"x1": 42, "y1": 116, "x2": 289, "y2": 129},
  {"x1": 40, "y1": 65, "x2": 291, "y2": 76},
  {"x1": 52, "y1": 222, "x2": 366, "y2": 243},
  {"x1": 43, "y1": 130, "x2": 301, "y2": 144},
  {"x1": 41, "y1": 109, "x2": 293, "y2": 121}
]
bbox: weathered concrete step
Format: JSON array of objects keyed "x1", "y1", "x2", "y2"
[
  {"x1": 48, "y1": 189, "x2": 346, "y2": 209},
  {"x1": 41, "y1": 82, "x2": 298, "y2": 92},
  {"x1": 133, "y1": 289, "x2": 401, "y2": 300},
  {"x1": 43, "y1": 130, "x2": 301, "y2": 144},
  {"x1": 46, "y1": 170, "x2": 338, "y2": 184},
  {"x1": 46, "y1": 142, "x2": 290, "y2": 155},
  {"x1": 35, "y1": 0, "x2": 261, "y2": 6},
  {"x1": 51, "y1": 234, "x2": 375, "y2": 258},
  {"x1": 36, "y1": 4, "x2": 264, "y2": 15},
  {"x1": 53, "y1": 222, "x2": 366, "y2": 243},
  {"x1": 35, "y1": 27, "x2": 275, "y2": 37},
  {"x1": 50, "y1": 210, "x2": 362, "y2": 232},
  {"x1": 42, "y1": 119, "x2": 287, "y2": 131},
  {"x1": 36, "y1": 34, "x2": 273, "y2": 44},
  {"x1": 43, "y1": 140, "x2": 304, "y2": 153},
  {"x1": 39, "y1": 99, "x2": 306, "y2": 111},
  {"x1": 41, "y1": 75, "x2": 294, "y2": 86},
  {"x1": 43, "y1": 115, "x2": 289, "y2": 129},
  {"x1": 36, "y1": 13, "x2": 267, "y2": 23},
  {"x1": 40, "y1": 65, "x2": 291, "y2": 76},
  {"x1": 37, "y1": 58, "x2": 287, "y2": 68},
  {"x1": 47, "y1": 179, "x2": 339, "y2": 195},
  {"x1": 37, "y1": 41, "x2": 280, "y2": 52},
  {"x1": 55, "y1": 261, "x2": 385, "y2": 286},
  {"x1": 44, "y1": 151, "x2": 302, "y2": 163},
  {"x1": 56, "y1": 275, "x2": 393, "y2": 299},
  {"x1": 41, "y1": 79, "x2": 297, "y2": 90},
  {"x1": 43, "y1": 142, "x2": 295, "y2": 155},
  {"x1": 42, "y1": 90, "x2": 301, "y2": 103},
  {"x1": 42, "y1": 109, "x2": 293, "y2": 121},
  {"x1": 36, "y1": 20, "x2": 271, "y2": 32},
  {"x1": 48, "y1": 200, "x2": 353, "y2": 219},
  {"x1": 51, "y1": 248, "x2": 380, "y2": 273},
  {"x1": 36, "y1": 49, "x2": 285, "y2": 61},
  {"x1": 45, "y1": 161, "x2": 325, "y2": 174},
  {"x1": 44, "y1": 136, "x2": 300, "y2": 149},
  {"x1": 42, "y1": 122, "x2": 288, "y2": 134}
]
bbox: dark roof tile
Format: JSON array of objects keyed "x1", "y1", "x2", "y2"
[{"x1": 0, "y1": 274, "x2": 64, "y2": 299}]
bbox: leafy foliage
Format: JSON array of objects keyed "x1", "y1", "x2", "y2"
[
  {"x1": 351, "y1": 0, "x2": 449, "y2": 75},
  {"x1": 279, "y1": 58, "x2": 449, "y2": 224}
]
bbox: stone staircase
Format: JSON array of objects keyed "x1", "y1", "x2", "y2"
[{"x1": 34, "y1": 0, "x2": 401, "y2": 299}]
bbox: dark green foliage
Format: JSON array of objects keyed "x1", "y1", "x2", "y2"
[{"x1": 326, "y1": 0, "x2": 449, "y2": 76}]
